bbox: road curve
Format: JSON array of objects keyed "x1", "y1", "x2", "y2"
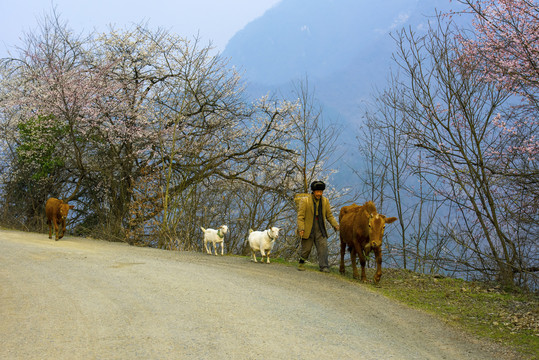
[{"x1": 0, "y1": 229, "x2": 512, "y2": 359}]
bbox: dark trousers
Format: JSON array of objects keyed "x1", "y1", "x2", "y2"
[{"x1": 300, "y1": 219, "x2": 329, "y2": 269}]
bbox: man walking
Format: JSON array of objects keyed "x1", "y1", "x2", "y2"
[{"x1": 297, "y1": 181, "x2": 340, "y2": 272}]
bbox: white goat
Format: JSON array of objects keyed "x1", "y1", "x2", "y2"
[
  {"x1": 201, "y1": 225, "x2": 228, "y2": 256},
  {"x1": 248, "y1": 226, "x2": 280, "y2": 263}
]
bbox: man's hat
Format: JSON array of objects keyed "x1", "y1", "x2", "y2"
[{"x1": 310, "y1": 181, "x2": 326, "y2": 191}]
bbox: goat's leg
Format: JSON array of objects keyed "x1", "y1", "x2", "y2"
[
  {"x1": 265, "y1": 250, "x2": 271, "y2": 264},
  {"x1": 213, "y1": 242, "x2": 218, "y2": 256},
  {"x1": 204, "y1": 240, "x2": 211, "y2": 255},
  {"x1": 220, "y1": 242, "x2": 224, "y2": 256},
  {"x1": 251, "y1": 250, "x2": 257, "y2": 262}
]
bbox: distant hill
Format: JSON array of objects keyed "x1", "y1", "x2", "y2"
[
  {"x1": 222, "y1": 0, "x2": 468, "y2": 185},
  {"x1": 223, "y1": 0, "x2": 465, "y2": 122}
]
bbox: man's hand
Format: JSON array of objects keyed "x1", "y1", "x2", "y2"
[{"x1": 299, "y1": 230, "x2": 304, "y2": 237}]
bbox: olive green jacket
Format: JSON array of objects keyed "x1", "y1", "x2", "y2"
[{"x1": 297, "y1": 194, "x2": 339, "y2": 239}]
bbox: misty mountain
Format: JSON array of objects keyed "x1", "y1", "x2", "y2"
[
  {"x1": 222, "y1": 0, "x2": 469, "y2": 187},
  {"x1": 223, "y1": 0, "x2": 466, "y2": 128}
]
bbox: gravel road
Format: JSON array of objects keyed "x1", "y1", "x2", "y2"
[{"x1": 0, "y1": 229, "x2": 516, "y2": 359}]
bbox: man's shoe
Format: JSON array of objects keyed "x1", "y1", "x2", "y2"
[
  {"x1": 321, "y1": 267, "x2": 330, "y2": 273},
  {"x1": 298, "y1": 263, "x2": 306, "y2": 271}
]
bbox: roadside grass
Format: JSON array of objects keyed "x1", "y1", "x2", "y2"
[
  {"x1": 285, "y1": 259, "x2": 538, "y2": 360},
  {"x1": 373, "y1": 268, "x2": 538, "y2": 359}
]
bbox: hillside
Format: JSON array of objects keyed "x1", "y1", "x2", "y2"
[
  {"x1": 222, "y1": 0, "x2": 471, "y2": 187},
  {"x1": 223, "y1": 0, "x2": 467, "y2": 127}
]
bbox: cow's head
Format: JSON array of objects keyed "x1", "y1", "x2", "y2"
[
  {"x1": 59, "y1": 203, "x2": 75, "y2": 221},
  {"x1": 57, "y1": 201, "x2": 74, "y2": 239},
  {"x1": 365, "y1": 213, "x2": 397, "y2": 255}
]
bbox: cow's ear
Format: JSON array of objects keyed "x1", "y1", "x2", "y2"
[{"x1": 385, "y1": 217, "x2": 397, "y2": 224}]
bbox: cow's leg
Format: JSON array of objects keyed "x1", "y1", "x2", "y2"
[
  {"x1": 374, "y1": 248, "x2": 382, "y2": 283},
  {"x1": 358, "y1": 250, "x2": 367, "y2": 283},
  {"x1": 59, "y1": 220, "x2": 65, "y2": 239},
  {"x1": 48, "y1": 221, "x2": 52, "y2": 239},
  {"x1": 339, "y1": 240, "x2": 346, "y2": 275},
  {"x1": 53, "y1": 219, "x2": 60, "y2": 241},
  {"x1": 350, "y1": 248, "x2": 360, "y2": 280}
]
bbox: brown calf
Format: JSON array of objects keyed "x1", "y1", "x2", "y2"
[
  {"x1": 339, "y1": 201, "x2": 397, "y2": 283},
  {"x1": 45, "y1": 198, "x2": 74, "y2": 240}
]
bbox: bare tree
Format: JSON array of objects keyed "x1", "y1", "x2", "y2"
[
  {"x1": 389, "y1": 17, "x2": 536, "y2": 287},
  {"x1": 287, "y1": 77, "x2": 341, "y2": 194},
  {"x1": 361, "y1": 82, "x2": 445, "y2": 272}
]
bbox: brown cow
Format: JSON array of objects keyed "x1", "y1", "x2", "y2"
[
  {"x1": 45, "y1": 198, "x2": 75, "y2": 241},
  {"x1": 339, "y1": 201, "x2": 397, "y2": 283}
]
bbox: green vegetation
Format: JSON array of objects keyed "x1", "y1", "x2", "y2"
[
  {"x1": 16, "y1": 114, "x2": 67, "y2": 180},
  {"x1": 372, "y1": 269, "x2": 538, "y2": 359}
]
